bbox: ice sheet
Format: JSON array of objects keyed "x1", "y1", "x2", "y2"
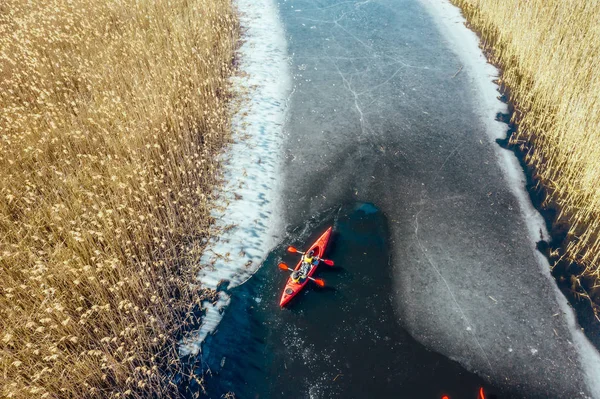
[
  {"x1": 179, "y1": 0, "x2": 291, "y2": 356},
  {"x1": 419, "y1": 0, "x2": 600, "y2": 396}
]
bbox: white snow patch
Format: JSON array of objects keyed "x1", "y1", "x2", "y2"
[
  {"x1": 419, "y1": 0, "x2": 600, "y2": 397},
  {"x1": 179, "y1": 0, "x2": 291, "y2": 356},
  {"x1": 180, "y1": 292, "x2": 231, "y2": 355}
]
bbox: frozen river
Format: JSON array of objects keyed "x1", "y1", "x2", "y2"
[{"x1": 183, "y1": 0, "x2": 600, "y2": 398}]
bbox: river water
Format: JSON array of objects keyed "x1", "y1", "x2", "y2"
[
  {"x1": 181, "y1": 0, "x2": 600, "y2": 397},
  {"x1": 192, "y1": 203, "x2": 508, "y2": 399}
]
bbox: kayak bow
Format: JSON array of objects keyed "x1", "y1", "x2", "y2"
[{"x1": 279, "y1": 227, "x2": 332, "y2": 307}]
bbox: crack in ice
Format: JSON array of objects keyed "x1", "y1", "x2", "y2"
[
  {"x1": 413, "y1": 146, "x2": 496, "y2": 375},
  {"x1": 299, "y1": 0, "x2": 373, "y2": 13},
  {"x1": 331, "y1": 58, "x2": 371, "y2": 146}
]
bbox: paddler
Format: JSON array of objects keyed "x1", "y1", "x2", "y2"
[
  {"x1": 301, "y1": 250, "x2": 319, "y2": 279},
  {"x1": 291, "y1": 270, "x2": 302, "y2": 283},
  {"x1": 302, "y1": 249, "x2": 320, "y2": 266},
  {"x1": 291, "y1": 250, "x2": 320, "y2": 283},
  {"x1": 291, "y1": 263, "x2": 310, "y2": 283}
]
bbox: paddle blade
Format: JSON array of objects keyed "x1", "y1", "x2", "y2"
[
  {"x1": 478, "y1": 388, "x2": 486, "y2": 399},
  {"x1": 287, "y1": 246, "x2": 298, "y2": 253},
  {"x1": 278, "y1": 263, "x2": 289, "y2": 271},
  {"x1": 313, "y1": 278, "x2": 325, "y2": 287},
  {"x1": 323, "y1": 259, "x2": 334, "y2": 266}
]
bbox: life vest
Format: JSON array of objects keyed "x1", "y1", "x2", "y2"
[{"x1": 303, "y1": 255, "x2": 314, "y2": 264}]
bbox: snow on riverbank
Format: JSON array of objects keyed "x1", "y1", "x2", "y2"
[
  {"x1": 419, "y1": 0, "x2": 600, "y2": 396},
  {"x1": 180, "y1": 0, "x2": 291, "y2": 356}
]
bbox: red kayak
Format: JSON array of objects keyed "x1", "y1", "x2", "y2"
[{"x1": 279, "y1": 227, "x2": 332, "y2": 307}]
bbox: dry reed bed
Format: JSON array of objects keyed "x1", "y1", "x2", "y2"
[
  {"x1": 450, "y1": 1, "x2": 600, "y2": 294},
  {"x1": 0, "y1": 0, "x2": 237, "y2": 397}
]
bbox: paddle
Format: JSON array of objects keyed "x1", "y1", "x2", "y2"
[
  {"x1": 278, "y1": 263, "x2": 325, "y2": 287},
  {"x1": 286, "y1": 246, "x2": 335, "y2": 266}
]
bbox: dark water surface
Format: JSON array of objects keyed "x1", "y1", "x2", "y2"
[{"x1": 194, "y1": 204, "x2": 507, "y2": 399}]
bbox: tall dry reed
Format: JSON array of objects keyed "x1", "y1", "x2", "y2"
[
  {"x1": 451, "y1": 1, "x2": 600, "y2": 287},
  {"x1": 0, "y1": 0, "x2": 237, "y2": 397}
]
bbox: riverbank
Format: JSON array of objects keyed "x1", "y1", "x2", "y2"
[
  {"x1": 0, "y1": 1, "x2": 236, "y2": 397},
  {"x1": 178, "y1": 0, "x2": 291, "y2": 358},
  {"x1": 449, "y1": 0, "x2": 600, "y2": 320}
]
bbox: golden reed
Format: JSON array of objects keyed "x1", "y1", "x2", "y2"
[{"x1": 0, "y1": 0, "x2": 237, "y2": 397}]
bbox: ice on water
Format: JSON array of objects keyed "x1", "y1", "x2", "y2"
[
  {"x1": 179, "y1": 0, "x2": 291, "y2": 356},
  {"x1": 419, "y1": 0, "x2": 600, "y2": 396}
]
